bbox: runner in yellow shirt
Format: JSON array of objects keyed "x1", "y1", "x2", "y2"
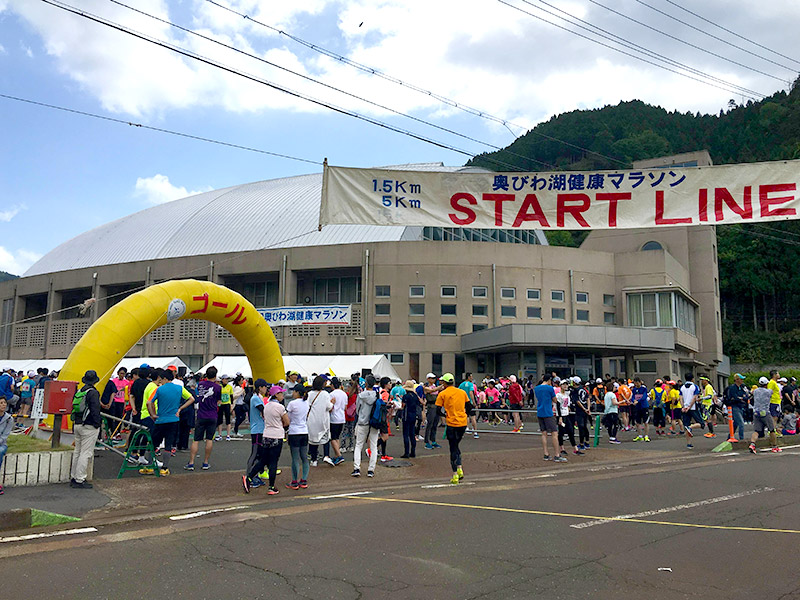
[
  {"x1": 216, "y1": 375, "x2": 234, "y2": 441},
  {"x1": 435, "y1": 373, "x2": 470, "y2": 485},
  {"x1": 698, "y1": 376, "x2": 717, "y2": 438},
  {"x1": 667, "y1": 381, "x2": 684, "y2": 435},
  {"x1": 768, "y1": 370, "x2": 783, "y2": 436}
]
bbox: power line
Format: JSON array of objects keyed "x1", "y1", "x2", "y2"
[
  {"x1": 519, "y1": 0, "x2": 765, "y2": 100},
  {"x1": 496, "y1": 0, "x2": 768, "y2": 99},
  {"x1": 41, "y1": 0, "x2": 526, "y2": 173},
  {"x1": 0, "y1": 93, "x2": 321, "y2": 166},
  {"x1": 587, "y1": 0, "x2": 790, "y2": 85},
  {"x1": 203, "y1": 0, "x2": 629, "y2": 167},
  {"x1": 105, "y1": 0, "x2": 557, "y2": 170},
  {"x1": 645, "y1": 0, "x2": 800, "y2": 71}
]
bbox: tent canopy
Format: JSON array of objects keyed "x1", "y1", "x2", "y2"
[
  {"x1": 1, "y1": 356, "x2": 188, "y2": 376},
  {"x1": 200, "y1": 355, "x2": 401, "y2": 381}
]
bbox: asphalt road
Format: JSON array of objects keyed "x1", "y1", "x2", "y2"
[{"x1": 2, "y1": 441, "x2": 799, "y2": 600}]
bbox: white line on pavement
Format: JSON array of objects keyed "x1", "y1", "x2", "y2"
[
  {"x1": 169, "y1": 506, "x2": 248, "y2": 521},
  {"x1": 512, "y1": 474, "x2": 557, "y2": 480},
  {"x1": 760, "y1": 444, "x2": 800, "y2": 453},
  {"x1": 421, "y1": 482, "x2": 475, "y2": 489},
  {"x1": 0, "y1": 527, "x2": 98, "y2": 544},
  {"x1": 570, "y1": 487, "x2": 774, "y2": 529},
  {"x1": 310, "y1": 491, "x2": 373, "y2": 500}
]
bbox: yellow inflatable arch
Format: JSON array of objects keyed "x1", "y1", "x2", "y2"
[{"x1": 59, "y1": 279, "x2": 284, "y2": 387}]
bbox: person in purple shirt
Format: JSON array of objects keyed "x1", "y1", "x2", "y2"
[
  {"x1": 631, "y1": 378, "x2": 650, "y2": 442},
  {"x1": 185, "y1": 366, "x2": 222, "y2": 471}
]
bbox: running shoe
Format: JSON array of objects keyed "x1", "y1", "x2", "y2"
[
  {"x1": 299, "y1": 480, "x2": 308, "y2": 488},
  {"x1": 226, "y1": 436, "x2": 231, "y2": 441},
  {"x1": 351, "y1": 469, "x2": 361, "y2": 477},
  {"x1": 242, "y1": 475, "x2": 251, "y2": 493},
  {"x1": 367, "y1": 470, "x2": 374, "y2": 477},
  {"x1": 425, "y1": 443, "x2": 433, "y2": 449},
  {"x1": 251, "y1": 476, "x2": 265, "y2": 488},
  {"x1": 511, "y1": 428, "x2": 519, "y2": 433},
  {"x1": 686, "y1": 443, "x2": 694, "y2": 449},
  {"x1": 310, "y1": 460, "x2": 318, "y2": 467},
  {"x1": 380, "y1": 455, "x2": 393, "y2": 462},
  {"x1": 644, "y1": 436, "x2": 651, "y2": 442},
  {"x1": 543, "y1": 455, "x2": 552, "y2": 461},
  {"x1": 416, "y1": 435, "x2": 424, "y2": 441},
  {"x1": 184, "y1": 464, "x2": 194, "y2": 471},
  {"x1": 214, "y1": 435, "x2": 222, "y2": 441},
  {"x1": 560, "y1": 450, "x2": 568, "y2": 456},
  {"x1": 457, "y1": 466, "x2": 464, "y2": 481},
  {"x1": 632, "y1": 436, "x2": 643, "y2": 442},
  {"x1": 323, "y1": 456, "x2": 336, "y2": 466},
  {"x1": 609, "y1": 438, "x2": 621, "y2": 444},
  {"x1": 450, "y1": 473, "x2": 460, "y2": 485},
  {"x1": 686, "y1": 428, "x2": 694, "y2": 438},
  {"x1": 159, "y1": 469, "x2": 170, "y2": 476},
  {"x1": 473, "y1": 433, "x2": 480, "y2": 439},
  {"x1": 432, "y1": 443, "x2": 441, "y2": 448},
  {"x1": 201, "y1": 463, "x2": 210, "y2": 470},
  {"x1": 749, "y1": 443, "x2": 757, "y2": 454},
  {"x1": 285, "y1": 480, "x2": 300, "y2": 490},
  {"x1": 703, "y1": 433, "x2": 716, "y2": 438},
  {"x1": 138, "y1": 467, "x2": 154, "y2": 474},
  {"x1": 366, "y1": 448, "x2": 372, "y2": 457},
  {"x1": 554, "y1": 456, "x2": 568, "y2": 463},
  {"x1": 400, "y1": 454, "x2": 410, "y2": 459},
  {"x1": 771, "y1": 447, "x2": 783, "y2": 453},
  {"x1": 267, "y1": 487, "x2": 279, "y2": 495},
  {"x1": 573, "y1": 449, "x2": 585, "y2": 455},
  {"x1": 333, "y1": 457, "x2": 346, "y2": 466}
]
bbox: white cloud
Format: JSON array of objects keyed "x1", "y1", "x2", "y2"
[
  {"x1": 0, "y1": 205, "x2": 25, "y2": 222},
  {"x1": 0, "y1": 247, "x2": 42, "y2": 275},
  {"x1": 134, "y1": 174, "x2": 211, "y2": 205},
  {"x1": 0, "y1": 44, "x2": 6, "y2": 55},
  {"x1": 20, "y1": 43, "x2": 33, "y2": 58}
]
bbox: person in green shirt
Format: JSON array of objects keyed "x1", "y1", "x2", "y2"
[
  {"x1": 216, "y1": 374, "x2": 234, "y2": 441},
  {"x1": 699, "y1": 376, "x2": 717, "y2": 438}
]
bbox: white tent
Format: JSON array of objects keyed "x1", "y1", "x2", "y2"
[
  {"x1": 200, "y1": 355, "x2": 401, "y2": 381},
  {"x1": 1, "y1": 356, "x2": 187, "y2": 375}
]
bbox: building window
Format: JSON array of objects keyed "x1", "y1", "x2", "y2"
[
  {"x1": 603, "y1": 294, "x2": 615, "y2": 306},
  {"x1": 527, "y1": 306, "x2": 542, "y2": 319},
  {"x1": 441, "y1": 323, "x2": 457, "y2": 335},
  {"x1": 576, "y1": 292, "x2": 588, "y2": 304},
  {"x1": 500, "y1": 287, "x2": 516, "y2": 299},
  {"x1": 501, "y1": 305, "x2": 516, "y2": 318},
  {"x1": 551, "y1": 290, "x2": 565, "y2": 302},
  {"x1": 409, "y1": 285, "x2": 425, "y2": 298},
  {"x1": 237, "y1": 281, "x2": 279, "y2": 308},
  {"x1": 422, "y1": 227, "x2": 541, "y2": 245},
  {"x1": 441, "y1": 286, "x2": 456, "y2": 297},
  {"x1": 527, "y1": 289, "x2": 540, "y2": 301},
  {"x1": 441, "y1": 304, "x2": 457, "y2": 316},
  {"x1": 472, "y1": 286, "x2": 488, "y2": 298},
  {"x1": 627, "y1": 292, "x2": 696, "y2": 335},
  {"x1": 576, "y1": 309, "x2": 590, "y2": 322},
  {"x1": 472, "y1": 304, "x2": 488, "y2": 317},
  {"x1": 384, "y1": 353, "x2": 404, "y2": 364},
  {"x1": 552, "y1": 308, "x2": 566, "y2": 320},
  {"x1": 409, "y1": 303, "x2": 425, "y2": 316},
  {"x1": 409, "y1": 322, "x2": 425, "y2": 335},
  {"x1": 717, "y1": 311, "x2": 721, "y2": 330},
  {"x1": 432, "y1": 353, "x2": 443, "y2": 374},
  {"x1": 604, "y1": 311, "x2": 616, "y2": 325},
  {"x1": 375, "y1": 322, "x2": 390, "y2": 335},
  {"x1": 375, "y1": 304, "x2": 390, "y2": 316},
  {"x1": 472, "y1": 324, "x2": 488, "y2": 332},
  {"x1": 636, "y1": 360, "x2": 658, "y2": 373},
  {"x1": 715, "y1": 277, "x2": 719, "y2": 296},
  {"x1": 313, "y1": 276, "x2": 361, "y2": 304},
  {"x1": 375, "y1": 285, "x2": 391, "y2": 298},
  {"x1": 0, "y1": 298, "x2": 13, "y2": 347},
  {"x1": 641, "y1": 241, "x2": 663, "y2": 251}
]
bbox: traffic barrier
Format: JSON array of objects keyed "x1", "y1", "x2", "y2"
[{"x1": 94, "y1": 413, "x2": 160, "y2": 478}]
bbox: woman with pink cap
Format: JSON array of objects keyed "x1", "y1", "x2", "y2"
[{"x1": 242, "y1": 381, "x2": 288, "y2": 495}]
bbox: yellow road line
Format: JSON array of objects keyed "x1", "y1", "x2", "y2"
[{"x1": 344, "y1": 495, "x2": 800, "y2": 535}]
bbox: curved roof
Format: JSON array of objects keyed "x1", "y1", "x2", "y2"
[{"x1": 25, "y1": 163, "x2": 541, "y2": 277}]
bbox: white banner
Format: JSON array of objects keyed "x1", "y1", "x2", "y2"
[
  {"x1": 257, "y1": 305, "x2": 351, "y2": 327},
  {"x1": 319, "y1": 161, "x2": 800, "y2": 229},
  {"x1": 32, "y1": 388, "x2": 45, "y2": 419}
]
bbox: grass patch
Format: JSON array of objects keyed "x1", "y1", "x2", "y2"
[
  {"x1": 30, "y1": 509, "x2": 81, "y2": 528},
  {"x1": 7, "y1": 436, "x2": 71, "y2": 454}
]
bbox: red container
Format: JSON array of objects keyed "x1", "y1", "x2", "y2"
[{"x1": 44, "y1": 380, "x2": 77, "y2": 414}]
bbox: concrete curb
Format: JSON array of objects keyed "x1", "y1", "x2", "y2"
[{"x1": 1, "y1": 450, "x2": 93, "y2": 487}]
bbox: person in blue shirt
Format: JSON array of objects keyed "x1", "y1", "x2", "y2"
[
  {"x1": 535, "y1": 375, "x2": 562, "y2": 462},
  {"x1": 631, "y1": 378, "x2": 650, "y2": 442},
  {"x1": 458, "y1": 373, "x2": 479, "y2": 439},
  {"x1": 148, "y1": 369, "x2": 194, "y2": 475}
]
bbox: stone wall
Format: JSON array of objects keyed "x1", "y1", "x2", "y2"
[{"x1": 0, "y1": 450, "x2": 92, "y2": 487}]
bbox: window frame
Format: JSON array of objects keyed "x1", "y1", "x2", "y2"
[
  {"x1": 409, "y1": 285, "x2": 426, "y2": 298},
  {"x1": 575, "y1": 292, "x2": 589, "y2": 304},
  {"x1": 576, "y1": 309, "x2": 590, "y2": 322},
  {"x1": 409, "y1": 303, "x2": 425, "y2": 316},
  {"x1": 440, "y1": 285, "x2": 457, "y2": 298},
  {"x1": 500, "y1": 305, "x2": 517, "y2": 318},
  {"x1": 440, "y1": 304, "x2": 457, "y2": 316},
  {"x1": 551, "y1": 290, "x2": 565, "y2": 302},
  {"x1": 472, "y1": 304, "x2": 488, "y2": 317},
  {"x1": 374, "y1": 322, "x2": 390, "y2": 335},
  {"x1": 472, "y1": 286, "x2": 488, "y2": 298},
  {"x1": 551, "y1": 307, "x2": 566, "y2": 320},
  {"x1": 374, "y1": 303, "x2": 390, "y2": 316},
  {"x1": 500, "y1": 287, "x2": 516, "y2": 299},
  {"x1": 440, "y1": 322, "x2": 457, "y2": 336},
  {"x1": 527, "y1": 306, "x2": 542, "y2": 319},
  {"x1": 526, "y1": 288, "x2": 541, "y2": 301},
  {"x1": 409, "y1": 322, "x2": 425, "y2": 336},
  {"x1": 375, "y1": 285, "x2": 391, "y2": 298}
]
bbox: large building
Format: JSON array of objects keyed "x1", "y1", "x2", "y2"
[{"x1": 0, "y1": 161, "x2": 729, "y2": 390}]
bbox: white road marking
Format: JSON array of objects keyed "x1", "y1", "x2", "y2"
[
  {"x1": 570, "y1": 487, "x2": 774, "y2": 529},
  {"x1": 169, "y1": 506, "x2": 247, "y2": 521},
  {"x1": 0, "y1": 527, "x2": 98, "y2": 544},
  {"x1": 588, "y1": 465, "x2": 623, "y2": 472},
  {"x1": 310, "y1": 491, "x2": 373, "y2": 500},
  {"x1": 512, "y1": 474, "x2": 557, "y2": 480},
  {"x1": 760, "y1": 444, "x2": 800, "y2": 453},
  {"x1": 421, "y1": 482, "x2": 475, "y2": 489}
]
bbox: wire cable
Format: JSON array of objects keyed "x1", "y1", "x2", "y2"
[
  {"x1": 644, "y1": 0, "x2": 800, "y2": 71},
  {"x1": 203, "y1": 0, "x2": 629, "y2": 166},
  {"x1": 588, "y1": 0, "x2": 790, "y2": 85},
  {"x1": 496, "y1": 0, "x2": 768, "y2": 99},
  {"x1": 105, "y1": 0, "x2": 557, "y2": 169},
  {"x1": 41, "y1": 0, "x2": 526, "y2": 173},
  {"x1": 521, "y1": 0, "x2": 766, "y2": 100},
  {"x1": 0, "y1": 92, "x2": 322, "y2": 166}
]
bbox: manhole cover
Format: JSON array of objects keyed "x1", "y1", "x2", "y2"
[{"x1": 381, "y1": 459, "x2": 414, "y2": 468}]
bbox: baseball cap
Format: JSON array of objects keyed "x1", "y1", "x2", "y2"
[
  {"x1": 734, "y1": 373, "x2": 744, "y2": 379},
  {"x1": 221, "y1": 374, "x2": 230, "y2": 380},
  {"x1": 254, "y1": 378, "x2": 268, "y2": 388},
  {"x1": 27, "y1": 370, "x2": 35, "y2": 377},
  {"x1": 139, "y1": 363, "x2": 150, "y2": 369},
  {"x1": 779, "y1": 377, "x2": 788, "y2": 383},
  {"x1": 595, "y1": 378, "x2": 603, "y2": 384},
  {"x1": 426, "y1": 372, "x2": 436, "y2": 379},
  {"x1": 509, "y1": 375, "x2": 517, "y2": 383},
  {"x1": 440, "y1": 373, "x2": 455, "y2": 383},
  {"x1": 166, "y1": 365, "x2": 178, "y2": 372},
  {"x1": 572, "y1": 376, "x2": 581, "y2": 384},
  {"x1": 268, "y1": 385, "x2": 284, "y2": 397},
  {"x1": 759, "y1": 376, "x2": 769, "y2": 385}
]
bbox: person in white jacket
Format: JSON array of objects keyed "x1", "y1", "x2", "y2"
[{"x1": 306, "y1": 376, "x2": 334, "y2": 467}]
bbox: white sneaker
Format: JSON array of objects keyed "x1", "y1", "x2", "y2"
[
  {"x1": 323, "y1": 456, "x2": 336, "y2": 466},
  {"x1": 310, "y1": 460, "x2": 318, "y2": 467},
  {"x1": 214, "y1": 436, "x2": 222, "y2": 441}
]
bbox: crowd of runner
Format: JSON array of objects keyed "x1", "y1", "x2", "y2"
[{"x1": 0, "y1": 365, "x2": 796, "y2": 496}]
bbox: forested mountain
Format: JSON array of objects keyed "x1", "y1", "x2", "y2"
[
  {"x1": 0, "y1": 272, "x2": 17, "y2": 283},
  {"x1": 467, "y1": 81, "x2": 800, "y2": 363}
]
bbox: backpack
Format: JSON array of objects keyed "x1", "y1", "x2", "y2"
[
  {"x1": 369, "y1": 396, "x2": 388, "y2": 429},
  {"x1": 72, "y1": 388, "x2": 89, "y2": 419}
]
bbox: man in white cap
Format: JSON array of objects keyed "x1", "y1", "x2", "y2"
[
  {"x1": 423, "y1": 372, "x2": 443, "y2": 449},
  {"x1": 750, "y1": 376, "x2": 780, "y2": 454}
]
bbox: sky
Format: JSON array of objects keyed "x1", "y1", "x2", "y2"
[{"x1": 1, "y1": 0, "x2": 798, "y2": 275}]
